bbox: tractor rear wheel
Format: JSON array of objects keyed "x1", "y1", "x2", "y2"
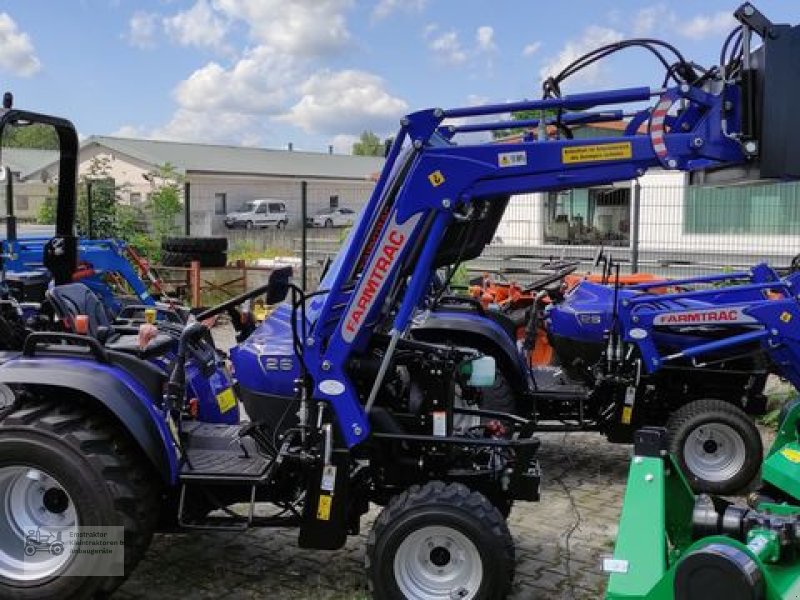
[
  {"x1": 366, "y1": 481, "x2": 514, "y2": 600},
  {"x1": 667, "y1": 398, "x2": 762, "y2": 495},
  {"x1": 0, "y1": 400, "x2": 160, "y2": 599}
]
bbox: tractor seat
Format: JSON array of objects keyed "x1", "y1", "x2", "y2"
[{"x1": 46, "y1": 283, "x2": 174, "y2": 359}]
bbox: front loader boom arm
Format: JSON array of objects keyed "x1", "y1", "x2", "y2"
[{"x1": 305, "y1": 3, "x2": 799, "y2": 448}]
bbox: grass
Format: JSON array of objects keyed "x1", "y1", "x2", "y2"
[{"x1": 228, "y1": 240, "x2": 295, "y2": 264}]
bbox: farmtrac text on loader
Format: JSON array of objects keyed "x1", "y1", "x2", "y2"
[{"x1": 0, "y1": 2, "x2": 798, "y2": 598}]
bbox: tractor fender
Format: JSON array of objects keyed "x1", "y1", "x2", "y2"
[
  {"x1": 0, "y1": 358, "x2": 178, "y2": 483},
  {"x1": 411, "y1": 312, "x2": 530, "y2": 394}
]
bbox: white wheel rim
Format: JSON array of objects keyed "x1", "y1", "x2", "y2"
[
  {"x1": 683, "y1": 422, "x2": 747, "y2": 483},
  {"x1": 394, "y1": 525, "x2": 483, "y2": 600},
  {"x1": 0, "y1": 466, "x2": 78, "y2": 582}
]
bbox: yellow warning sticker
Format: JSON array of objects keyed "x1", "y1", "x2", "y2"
[
  {"x1": 215, "y1": 388, "x2": 237, "y2": 414},
  {"x1": 317, "y1": 494, "x2": 332, "y2": 521},
  {"x1": 562, "y1": 142, "x2": 633, "y2": 164},
  {"x1": 428, "y1": 170, "x2": 446, "y2": 187},
  {"x1": 781, "y1": 311, "x2": 793, "y2": 323},
  {"x1": 621, "y1": 406, "x2": 633, "y2": 425},
  {"x1": 781, "y1": 448, "x2": 800, "y2": 464}
]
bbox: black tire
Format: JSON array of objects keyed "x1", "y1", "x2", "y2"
[
  {"x1": 161, "y1": 237, "x2": 228, "y2": 254},
  {"x1": 366, "y1": 481, "x2": 514, "y2": 600},
  {"x1": 324, "y1": 219, "x2": 333, "y2": 228},
  {"x1": 161, "y1": 251, "x2": 227, "y2": 268},
  {"x1": 276, "y1": 220, "x2": 287, "y2": 229},
  {"x1": 0, "y1": 400, "x2": 160, "y2": 599},
  {"x1": 667, "y1": 398, "x2": 763, "y2": 495}
]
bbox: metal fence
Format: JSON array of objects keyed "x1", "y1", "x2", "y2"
[
  {"x1": 489, "y1": 181, "x2": 800, "y2": 279},
  {"x1": 194, "y1": 180, "x2": 800, "y2": 285}
]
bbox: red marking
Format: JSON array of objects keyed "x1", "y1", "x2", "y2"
[
  {"x1": 345, "y1": 228, "x2": 406, "y2": 334},
  {"x1": 356, "y1": 203, "x2": 392, "y2": 274}
]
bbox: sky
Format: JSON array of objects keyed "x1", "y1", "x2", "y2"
[{"x1": 0, "y1": 0, "x2": 796, "y2": 154}]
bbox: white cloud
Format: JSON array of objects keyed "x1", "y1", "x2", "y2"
[
  {"x1": 164, "y1": 0, "x2": 230, "y2": 52},
  {"x1": 539, "y1": 25, "x2": 623, "y2": 83},
  {"x1": 0, "y1": 13, "x2": 40, "y2": 76},
  {"x1": 372, "y1": 0, "x2": 426, "y2": 21},
  {"x1": 125, "y1": 11, "x2": 159, "y2": 49},
  {"x1": 476, "y1": 26, "x2": 495, "y2": 52},
  {"x1": 152, "y1": 108, "x2": 258, "y2": 143},
  {"x1": 212, "y1": 0, "x2": 353, "y2": 57},
  {"x1": 522, "y1": 41, "x2": 541, "y2": 57},
  {"x1": 681, "y1": 11, "x2": 736, "y2": 40},
  {"x1": 173, "y1": 45, "x2": 297, "y2": 115},
  {"x1": 280, "y1": 69, "x2": 408, "y2": 136},
  {"x1": 330, "y1": 133, "x2": 358, "y2": 155},
  {"x1": 111, "y1": 124, "x2": 145, "y2": 138},
  {"x1": 632, "y1": 5, "x2": 672, "y2": 36},
  {"x1": 429, "y1": 31, "x2": 467, "y2": 65}
]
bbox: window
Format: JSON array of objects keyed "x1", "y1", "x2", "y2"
[
  {"x1": 329, "y1": 195, "x2": 339, "y2": 209},
  {"x1": 341, "y1": 208, "x2": 354, "y2": 214},
  {"x1": 130, "y1": 192, "x2": 142, "y2": 204},
  {"x1": 255, "y1": 204, "x2": 268, "y2": 214},
  {"x1": 15, "y1": 195, "x2": 29, "y2": 211},
  {"x1": 544, "y1": 187, "x2": 630, "y2": 246},
  {"x1": 214, "y1": 192, "x2": 227, "y2": 215},
  {"x1": 684, "y1": 182, "x2": 800, "y2": 235},
  {"x1": 268, "y1": 203, "x2": 284, "y2": 214}
]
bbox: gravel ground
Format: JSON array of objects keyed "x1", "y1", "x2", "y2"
[{"x1": 118, "y1": 431, "x2": 631, "y2": 600}]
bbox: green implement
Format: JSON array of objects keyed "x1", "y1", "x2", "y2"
[{"x1": 606, "y1": 413, "x2": 800, "y2": 600}]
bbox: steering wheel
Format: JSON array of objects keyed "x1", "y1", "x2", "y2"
[
  {"x1": 520, "y1": 264, "x2": 579, "y2": 295},
  {"x1": 791, "y1": 253, "x2": 800, "y2": 273},
  {"x1": 592, "y1": 245, "x2": 605, "y2": 267}
]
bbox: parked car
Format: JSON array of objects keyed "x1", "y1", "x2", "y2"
[
  {"x1": 306, "y1": 207, "x2": 356, "y2": 228},
  {"x1": 224, "y1": 199, "x2": 288, "y2": 229}
]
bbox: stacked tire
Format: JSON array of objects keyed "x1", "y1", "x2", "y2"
[{"x1": 161, "y1": 237, "x2": 228, "y2": 268}]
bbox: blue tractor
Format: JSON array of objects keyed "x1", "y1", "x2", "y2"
[{"x1": 0, "y1": 4, "x2": 797, "y2": 597}]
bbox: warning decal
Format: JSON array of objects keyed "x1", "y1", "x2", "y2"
[{"x1": 562, "y1": 142, "x2": 633, "y2": 164}]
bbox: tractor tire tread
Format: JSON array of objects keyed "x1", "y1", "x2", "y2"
[
  {"x1": 161, "y1": 237, "x2": 228, "y2": 254},
  {"x1": 666, "y1": 398, "x2": 762, "y2": 495},
  {"x1": 366, "y1": 481, "x2": 514, "y2": 600},
  {"x1": 0, "y1": 400, "x2": 160, "y2": 597}
]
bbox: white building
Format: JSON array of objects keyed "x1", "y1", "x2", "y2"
[{"x1": 16, "y1": 137, "x2": 384, "y2": 236}]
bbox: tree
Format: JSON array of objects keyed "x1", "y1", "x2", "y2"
[
  {"x1": 2, "y1": 124, "x2": 59, "y2": 150},
  {"x1": 37, "y1": 186, "x2": 57, "y2": 225},
  {"x1": 146, "y1": 163, "x2": 183, "y2": 238},
  {"x1": 492, "y1": 109, "x2": 559, "y2": 140},
  {"x1": 77, "y1": 155, "x2": 120, "y2": 239},
  {"x1": 352, "y1": 131, "x2": 384, "y2": 156}
]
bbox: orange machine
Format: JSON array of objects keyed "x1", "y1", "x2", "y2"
[{"x1": 468, "y1": 270, "x2": 669, "y2": 366}]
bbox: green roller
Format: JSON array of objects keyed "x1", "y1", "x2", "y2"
[{"x1": 605, "y1": 404, "x2": 800, "y2": 600}]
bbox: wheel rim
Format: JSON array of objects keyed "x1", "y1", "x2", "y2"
[
  {"x1": 394, "y1": 525, "x2": 483, "y2": 600},
  {"x1": 682, "y1": 422, "x2": 747, "y2": 483},
  {"x1": 0, "y1": 466, "x2": 78, "y2": 582}
]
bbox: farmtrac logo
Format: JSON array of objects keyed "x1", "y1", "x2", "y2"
[
  {"x1": 654, "y1": 306, "x2": 756, "y2": 326},
  {"x1": 342, "y1": 212, "x2": 422, "y2": 343}
]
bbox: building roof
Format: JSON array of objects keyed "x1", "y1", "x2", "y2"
[
  {"x1": 1, "y1": 147, "x2": 58, "y2": 178},
  {"x1": 82, "y1": 136, "x2": 385, "y2": 181}
]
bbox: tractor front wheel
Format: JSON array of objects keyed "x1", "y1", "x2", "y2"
[
  {"x1": 0, "y1": 400, "x2": 160, "y2": 599},
  {"x1": 366, "y1": 481, "x2": 514, "y2": 600},
  {"x1": 667, "y1": 398, "x2": 763, "y2": 495}
]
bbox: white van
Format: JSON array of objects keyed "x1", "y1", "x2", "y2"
[{"x1": 224, "y1": 199, "x2": 288, "y2": 229}]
